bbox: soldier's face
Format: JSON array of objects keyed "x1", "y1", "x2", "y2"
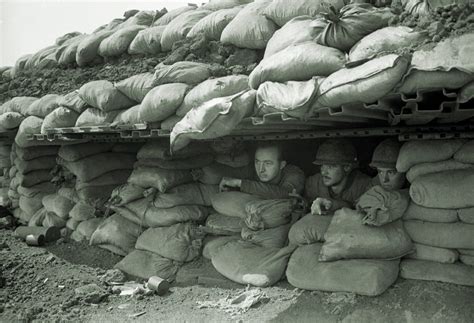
[
  {"x1": 320, "y1": 164, "x2": 347, "y2": 187},
  {"x1": 254, "y1": 147, "x2": 285, "y2": 183},
  {"x1": 377, "y1": 167, "x2": 405, "y2": 191}
]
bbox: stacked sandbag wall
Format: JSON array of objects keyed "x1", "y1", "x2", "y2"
[
  {"x1": 398, "y1": 139, "x2": 474, "y2": 286},
  {"x1": 0, "y1": 142, "x2": 13, "y2": 206}
]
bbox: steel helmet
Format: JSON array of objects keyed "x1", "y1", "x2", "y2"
[
  {"x1": 370, "y1": 138, "x2": 401, "y2": 169},
  {"x1": 313, "y1": 139, "x2": 358, "y2": 166}
]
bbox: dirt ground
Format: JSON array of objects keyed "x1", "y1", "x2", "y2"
[{"x1": 1, "y1": 228, "x2": 474, "y2": 323}]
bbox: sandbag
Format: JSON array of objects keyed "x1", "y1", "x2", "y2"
[
  {"x1": 241, "y1": 224, "x2": 290, "y2": 249},
  {"x1": 205, "y1": 213, "x2": 243, "y2": 235},
  {"x1": 75, "y1": 108, "x2": 120, "y2": 127},
  {"x1": 114, "y1": 250, "x2": 181, "y2": 281},
  {"x1": 1, "y1": 97, "x2": 38, "y2": 115},
  {"x1": 90, "y1": 214, "x2": 144, "y2": 256},
  {"x1": 404, "y1": 220, "x2": 474, "y2": 249},
  {"x1": 115, "y1": 73, "x2": 156, "y2": 102},
  {"x1": 458, "y1": 81, "x2": 474, "y2": 103},
  {"x1": 403, "y1": 202, "x2": 458, "y2": 223},
  {"x1": 58, "y1": 142, "x2": 113, "y2": 162},
  {"x1": 250, "y1": 42, "x2": 345, "y2": 90},
  {"x1": 264, "y1": 16, "x2": 317, "y2": 58},
  {"x1": 245, "y1": 199, "x2": 293, "y2": 230},
  {"x1": 17, "y1": 183, "x2": 55, "y2": 198},
  {"x1": 98, "y1": 25, "x2": 146, "y2": 57},
  {"x1": 41, "y1": 107, "x2": 80, "y2": 133},
  {"x1": 410, "y1": 169, "x2": 474, "y2": 209},
  {"x1": 458, "y1": 249, "x2": 474, "y2": 256},
  {"x1": 263, "y1": 0, "x2": 345, "y2": 27},
  {"x1": 153, "y1": 5, "x2": 196, "y2": 26},
  {"x1": 0, "y1": 112, "x2": 24, "y2": 130},
  {"x1": 460, "y1": 255, "x2": 474, "y2": 266},
  {"x1": 17, "y1": 170, "x2": 53, "y2": 187},
  {"x1": 69, "y1": 202, "x2": 97, "y2": 221},
  {"x1": 111, "y1": 142, "x2": 143, "y2": 154},
  {"x1": 170, "y1": 90, "x2": 256, "y2": 152},
  {"x1": 57, "y1": 90, "x2": 89, "y2": 114},
  {"x1": 177, "y1": 75, "x2": 249, "y2": 117},
  {"x1": 255, "y1": 79, "x2": 319, "y2": 119},
  {"x1": 111, "y1": 104, "x2": 141, "y2": 125},
  {"x1": 161, "y1": 115, "x2": 182, "y2": 131},
  {"x1": 14, "y1": 155, "x2": 56, "y2": 174},
  {"x1": 397, "y1": 33, "x2": 474, "y2": 94},
  {"x1": 135, "y1": 154, "x2": 214, "y2": 170},
  {"x1": 319, "y1": 208, "x2": 413, "y2": 261},
  {"x1": 76, "y1": 185, "x2": 118, "y2": 207},
  {"x1": 187, "y1": 6, "x2": 241, "y2": 40},
  {"x1": 400, "y1": 259, "x2": 474, "y2": 287},
  {"x1": 128, "y1": 26, "x2": 166, "y2": 55},
  {"x1": 42, "y1": 194, "x2": 75, "y2": 219},
  {"x1": 121, "y1": 10, "x2": 157, "y2": 27},
  {"x1": 356, "y1": 186, "x2": 410, "y2": 227},
  {"x1": 127, "y1": 167, "x2": 193, "y2": 193},
  {"x1": 314, "y1": 54, "x2": 409, "y2": 108},
  {"x1": 160, "y1": 9, "x2": 211, "y2": 51},
  {"x1": 288, "y1": 214, "x2": 332, "y2": 245},
  {"x1": 76, "y1": 218, "x2": 103, "y2": 240},
  {"x1": 313, "y1": 3, "x2": 393, "y2": 52},
  {"x1": 19, "y1": 194, "x2": 46, "y2": 216},
  {"x1": 203, "y1": 0, "x2": 252, "y2": 10},
  {"x1": 66, "y1": 218, "x2": 80, "y2": 231},
  {"x1": 396, "y1": 139, "x2": 465, "y2": 173},
  {"x1": 58, "y1": 152, "x2": 135, "y2": 182},
  {"x1": 220, "y1": 0, "x2": 276, "y2": 49},
  {"x1": 152, "y1": 183, "x2": 218, "y2": 208},
  {"x1": 138, "y1": 83, "x2": 189, "y2": 122},
  {"x1": 137, "y1": 140, "x2": 211, "y2": 160},
  {"x1": 76, "y1": 30, "x2": 114, "y2": 67},
  {"x1": 211, "y1": 191, "x2": 262, "y2": 218},
  {"x1": 407, "y1": 243, "x2": 458, "y2": 264},
  {"x1": 215, "y1": 151, "x2": 250, "y2": 168},
  {"x1": 110, "y1": 198, "x2": 149, "y2": 226},
  {"x1": 454, "y1": 140, "x2": 474, "y2": 164},
  {"x1": 75, "y1": 169, "x2": 131, "y2": 190},
  {"x1": 202, "y1": 235, "x2": 240, "y2": 259},
  {"x1": 135, "y1": 223, "x2": 204, "y2": 262},
  {"x1": 287, "y1": 244, "x2": 399, "y2": 296},
  {"x1": 42, "y1": 212, "x2": 67, "y2": 228},
  {"x1": 26, "y1": 94, "x2": 61, "y2": 118},
  {"x1": 79, "y1": 80, "x2": 136, "y2": 112},
  {"x1": 145, "y1": 205, "x2": 209, "y2": 227},
  {"x1": 153, "y1": 61, "x2": 211, "y2": 86},
  {"x1": 57, "y1": 34, "x2": 87, "y2": 66},
  {"x1": 15, "y1": 116, "x2": 43, "y2": 148},
  {"x1": 28, "y1": 208, "x2": 47, "y2": 227},
  {"x1": 458, "y1": 208, "x2": 474, "y2": 225},
  {"x1": 406, "y1": 159, "x2": 473, "y2": 183},
  {"x1": 212, "y1": 240, "x2": 296, "y2": 287},
  {"x1": 109, "y1": 183, "x2": 145, "y2": 206},
  {"x1": 349, "y1": 26, "x2": 428, "y2": 63}
]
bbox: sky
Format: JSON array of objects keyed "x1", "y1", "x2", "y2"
[{"x1": 0, "y1": 0, "x2": 204, "y2": 66}]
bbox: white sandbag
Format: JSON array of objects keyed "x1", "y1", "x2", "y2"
[
  {"x1": 28, "y1": 208, "x2": 47, "y2": 227},
  {"x1": 170, "y1": 90, "x2": 256, "y2": 152},
  {"x1": 406, "y1": 159, "x2": 473, "y2": 183},
  {"x1": 69, "y1": 202, "x2": 96, "y2": 221},
  {"x1": 205, "y1": 213, "x2": 243, "y2": 235},
  {"x1": 75, "y1": 108, "x2": 120, "y2": 127},
  {"x1": 187, "y1": 6, "x2": 241, "y2": 40},
  {"x1": 203, "y1": 0, "x2": 252, "y2": 10},
  {"x1": 161, "y1": 9, "x2": 211, "y2": 51},
  {"x1": 263, "y1": 0, "x2": 345, "y2": 27},
  {"x1": 109, "y1": 183, "x2": 145, "y2": 206},
  {"x1": 400, "y1": 259, "x2": 474, "y2": 287},
  {"x1": 2, "y1": 97, "x2": 38, "y2": 115},
  {"x1": 138, "y1": 83, "x2": 189, "y2": 122},
  {"x1": 220, "y1": 0, "x2": 276, "y2": 49},
  {"x1": 288, "y1": 214, "x2": 332, "y2": 245},
  {"x1": 57, "y1": 90, "x2": 89, "y2": 114},
  {"x1": 454, "y1": 140, "x2": 474, "y2": 164},
  {"x1": 460, "y1": 255, "x2": 474, "y2": 266},
  {"x1": 315, "y1": 54, "x2": 409, "y2": 108},
  {"x1": 42, "y1": 212, "x2": 67, "y2": 228},
  {"x1": 403, "y1": 202, "x2": 458, "y2": 223},
  {"x1": 15, "y1": 116, "x2": 43, "y2": 148},
  {"x1": 57, "y1": 34, "x2": 88, "y2": 66},
  {"x1": 211, "y1": 191, "x2": 262, "y2": 218},
  {"x1": 128, "y1": 26, "x2": 166, "y2": 55},
  {"x1": 407, "y1": 243, "x2": 458, "y2": 264},
  {"x1": 19, "y1": 194, "x2": 46, "y2": 216},
  {"x1": 458, "y1": 81, "x2": 474, "y2": 103},
  {"x1": 26, "y1": 94, "x2": 62, "y2": 118},
  {"x1": 98, "y1": 25, "x2": 146, "y2": 57},
  {"x1": 111, "y1": 104, "x2": 141, "y2": 125},
  {"x1": 250, "y1": 42, "x2": 345, "y2": 89},
  {"x1": 287, "y1": 244, "x2": 399, "y2": 296},
  {"x1": 79, "y1": 80, "x2": 136, "y2": 112},
  {"x1": 177, "y1": 75, "x2": 249, "y2": 117},
  {"x1": 202, "y1": 235, "x2": 240, "y2": 260},
  {"x1": 241, "y1": 224, "x2": 290, "y2": 249},
  {"x1": 127, "y1": 167, "x2": 193, "y2": 193},
  {"x1": 153, "y1": 61, "x2": 211, "y2": 86},
  {"x1": 152, "y1": 183, "x2": 218, "y2": 208},
  {"x1": 255, "y1": 79, "x2": 318, "y2": 119},
  {"x1": 153, "y1": 5, "x2": 196, "y2": 26},
  {"x1": 66, "y1": 218, "x2": 80, "y2": 231},
  {"x1": 0, "y1": 112, "x2": 24, "y2": 130},
  {"x1": 75, "y1": 218, "x2": 103, "y2": 240},
  {"x1": 42, "y1": 194, "x2": 75, "y2": 219},
  {"x1": 349, "y1": 26, "x2": 428, "y2": 63},
  {"x1": 121, "y1": 10, "x2": 157, "y2": 28},
  {"x1": 161, "y1": 115, "x2": 182, "y2": 131},
  {"x1": 115, "y1": 73, "x2": 156, "y2": 102},
  {"x1": 145, "y1": 205, "x2": 209, "y2": 228},
  {"x1": 410, "y1": 169, "x2": 474, "y2": 209},
  {"x1": 76, "y1": 30, "x2": 114, "y2": 67},
  {"x1": 404, "y1": 220, "x2": 474, "y2": 249},
  {"x1": 396, "y1": 139, "x2": 465, "y2": 173},
  {"x1": 41, "y1": 107, "x2": 80, "y2": 134}
]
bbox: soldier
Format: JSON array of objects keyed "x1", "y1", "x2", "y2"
[{"x1": 370, "y1": 138, "x2": 406, "y2": 191}]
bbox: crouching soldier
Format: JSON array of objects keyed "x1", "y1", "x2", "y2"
[
  {"x1": 288, "y1": 139, "x2": 372, "y2": 245},
  {"x1": 219, "y1": 142, "x2": 305, "y2": 199}
]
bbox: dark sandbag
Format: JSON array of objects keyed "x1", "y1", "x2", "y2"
[
  {"x1": 211, "y1": 191, "x2": 262, "y2": 218},
  {"x1": 17, "y1": 170, "x2": 53, "y2": 188},
  {"x1": 212, "y1": 240, "x2": 296, "y2": 287},
  {"x1": 202, "y1": 235, "x2": 240, "y2": 260},
  {"x1": 152, "y1": 183, "x2": 218, "y2": 208},
  {"x1": 245, "y1": 199, "x2": 293, "y2": 230},
  {"x1": 458, "y1": 208, "x2": 474, "y2": 224},
  {"x1": 319, "y1": 208, "x2": 413, "y2": 261},
  {"x1": 75, "y1": 169, "x2": 131, "y2": 190},
  {"x1": 400, "y1": 259, "x2": 474, "y2": 286},
  {"x1": 42, "y1": 194, "x2": 75, "y2": 219},
  {"x1": 135, "y1": 223, "x2": 205, "y2": 262},
  {"x1": 454, "y1": 140, "x2": 474, "y2": 164},
  {"x1": 145, "y1": 205, "x2": 209, "y2": 227},
  {"x1": 76, "y1": 185, "x2": 118, "y2": 207},
  {"x1": 403, "y1": 202, "x2": 458, "y2": 223},
  {"x1": 205, "y1": 213, "x2": 243, "y2": 235},
  {"x1": 460, "y1": 255, "x2": 474, "y2": 266},
  {"x1": 197, "y1": 163, "x2": 252, "y2": 185},
  {"x1": 127, "y1": 167, "x2": 193, "y2": 193},
  {"x1": 115, "y1": 250, "x2": 181, "y2": 281},
  {"x1": 241, "y1": 224, "x2": 290, "y2": 249},
  {"x1": 404, "y1": 220, "x2": 474, "y2": 249},
  {"x1": 287, "y1": 244, "x2": 399, "y2": 296},
  {"x1": 109, "y1": 183, "x2": 145, "y2": 206},
  {"x1": 14, "y1": 145, "x2": 58, "y2": 161},
  {"x1": 14, "y1": 155, "x2": 57, "y2": 174},
  {"x1": 58, "y1": 142, "x2": 113, "y2": 162},
  {"x1": 406, "y1": 243, "x2": 458, "y2": 264},
  {"x1": 135, "y1": 154, "x2": 214, "y2": 170},
  {"x1": 406, "y1": 159, "x2": 473, "y2": 183},
  {"x1": 288, "y1": 214, "x2": 332, "y2": 245},
  {"x1": 17, "y1": 182, "x2": 56, "y2": 198},
  {"x1": 137, "y1": 141, "x2": 211, "y2": 160},
  {"x1": 111, "y1": 143, "x2": 143, "y2": 154},
  {"x1": 90, "y1": 214, "x2": 144, "y2": 256},
  {"x1": 458, "y1": 249, "x2": 474, "y2": 256}
]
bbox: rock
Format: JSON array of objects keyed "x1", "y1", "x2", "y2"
[
  {"x1": 74, "y1": 283, "x2": 103, "y2": 296},
  {"x1": 46, "y1": 255, "x2": 56, "y2": 263},
  {"x1": 84, "y1": 292, "x2": 107, "y2": 304},
  {"x1": 225, "y1": 49, "x2": 259, "y2": 67},
  {"x1": 99, "y1": 269, "x2": 126, "y2": 285}
]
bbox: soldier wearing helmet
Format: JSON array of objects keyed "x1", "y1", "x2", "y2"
[{"x1": 370, "y1": 138, "x2": 406, "y2": 191}]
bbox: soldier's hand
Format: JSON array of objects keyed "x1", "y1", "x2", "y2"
[
  {"x1": 219, "y1": 177, "x2": 242, "y2": 192},
  {"x1": 311, "y1": 198, "x2": 333, "y2": 215}
]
